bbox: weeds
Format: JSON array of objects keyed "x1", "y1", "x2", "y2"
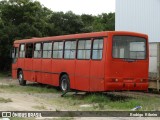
[
  {"x1": 0, "y1": 72, "x2": 11, "y2": 78},
  {"x1": 0, "y1": 97, "x2": 12, "y2": 103},
  {"x1": 63, "y1": 92, "x2": 155, "y2": 110},
  {"x1": 10, "y1": 118, "x2": 35, "y2": 120},
  {"x1": 0, "y1": 83, "x2": 60, "y2": 93},
  {"x1": 32, "y1": 105, "x2": 47, "y2": 110},
  {"x1": 0, "y1": 73, "x2": 160, "y2": 111}
]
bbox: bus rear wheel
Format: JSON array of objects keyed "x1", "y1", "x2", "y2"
[
  {"x1": 60, "y1": 74, "x2": 70, "y2": 93},
  {"x1": 18, "y1": 71, "x2": 26, "y2": 86}
]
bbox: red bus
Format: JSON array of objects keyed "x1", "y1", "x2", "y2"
[{"x1": 12, "y1": 31, "x2": 149, "y2": 92}]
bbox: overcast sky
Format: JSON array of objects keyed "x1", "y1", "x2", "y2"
[{"x1": 37, "y1": 0, "x2": 115, "y2": 15}]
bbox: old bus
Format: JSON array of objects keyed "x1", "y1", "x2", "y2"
[{"x1": 12, "y1": 31, "x2": 149, "y2": 92}]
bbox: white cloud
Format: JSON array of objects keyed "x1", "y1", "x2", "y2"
[{"x1": 37, "y1": 0, "x2": 115, "y2": 15}]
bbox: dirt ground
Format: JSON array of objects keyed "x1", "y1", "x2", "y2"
[
  {"x1": 0, "y1": 76, "x2": 160, "y2": 120},
  {"x1": 0, "y1": 77, "x2": 63, "y2": 111}
]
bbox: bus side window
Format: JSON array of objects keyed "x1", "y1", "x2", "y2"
[
  {"x1": 43, "y1": 42, "x2": 52, "y2": 58},
  {"x1": 77, "y1": 40, "x2": 91, "y2": 59},
  {"x1": 34, "y1": 43, "x2": 42, "y2": 58},
  {"x1": 26, "y1": 43, "x2": 33, "y2": 58},
  {"x1": 12, "y1": 48, "x2": 16, "y2": 59},
  {"x1": 19, "y1": 44, "x2": 25, "y2": 58},
  {"x1": 92, "y1": 38, "x2": 103, "y2": 60},
  {"x1": 12, "y1": 47, "x2": 19, "y2": 63},
  {"x1": 15, "y1": 47, "x2": 19, "y2": 58},
  {"x1": 53, "y1": 42, "x2": 64, "y2": 58},
  {"x1": 64, "y1": 41, "x2": 76, "y2": 59}
]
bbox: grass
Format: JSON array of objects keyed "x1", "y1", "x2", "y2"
[
  {"x1": 0, "y1": 72, "x2": 8, "y2": 78},
  {"x1": 53, "y1": 118, "x2": 74, "y2": 120},
  {"x1": 0, "y1": 71, "x2": 11, "y2": 78},
  {"x1": 0, "y1": 83, "x2": 60, "y2": 94},
  {"x1": 10, "y1": 118, "x2": 74, "y2": 120},
  {"x1": 0, "y1": 82, "x2": 159, "y2": 111},
  {"x1": 0, "y1": 82, "x2": 160, "y2": 111},
  {"x1": 10, "y1": 118, "x2": 35, "y2": 120},
  {"x1": 64, "y1": 92, "x2": 160, "y2": 111},
  {"x1": 0, "y1": 97, "x2": 12, "y2": 103},
  {"x1": 32, "y1": 105, "x2": 47, "y2": 110},
  {"x1": 0, "y1": 72, "x2": 160, "y2": 111}
]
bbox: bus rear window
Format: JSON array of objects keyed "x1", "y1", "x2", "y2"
[{"x1": 112, "y1": 36, "x2": 146, "y2": 59}]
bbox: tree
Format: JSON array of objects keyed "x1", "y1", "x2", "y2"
[
  {"x1": 0, "y1": 0, "x2": 115, "y2": 71},
  {"x1": 0, "y1": 0, "x2": 53, "y2": 71},
  {"x1": 101, "y1": 13, "x2": 115, "y2": 31},
  {"x1": 81, "y1": 14, "x2": 94, "y2": 32},
  {"x1": 92, "y1": 12, "x2": 115, "y2": 32},
  {"x1": 49, "y1": 11, "x2": 84, "y2": 35}
]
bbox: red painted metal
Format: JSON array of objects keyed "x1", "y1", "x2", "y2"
[{"x1": 12, "y1": 31, "x2": 149, "y2": 91}]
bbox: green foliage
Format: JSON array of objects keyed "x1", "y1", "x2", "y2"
[
  {"x1": 32, "y1": 105, "x2": 47, "y2": 110},
  {"x1": 0, "y1": 0, "x2": 115, "y2": 71},
  {"x1": 0, "y1": 97, "x2": 12, "y2": 103},
  {"x1": 0, "y1": 84, "x2": 59, "y2": 93},
  {"x1": 0, "y1": 71, "x2": 9, "y2": 78},
  {"x1": 84, "y1": 94, "x2": 111, "y2": 103},
  {"x1": 49, "y1": 11, "x2": 84, "y2": 35},
  {"x1": 63, "y1": 93, "x2": 160, "y2": 111}
]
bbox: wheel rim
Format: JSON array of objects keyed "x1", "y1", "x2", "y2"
[
  {"x1": 61, "y1": 78, "x2": 67, "y2": 91},
  {"x1": 19, "y1": 73, "x2": 23, "y2": 82}
]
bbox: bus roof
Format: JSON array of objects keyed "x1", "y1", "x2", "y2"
[{"x1": 14, "y1": 31, "x2": 147, "y2": 44}]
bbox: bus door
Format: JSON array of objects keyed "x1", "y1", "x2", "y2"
[
  {"x1": 90, "y1": 38, "x2": 105, "y2": 91},
  {"x1": 41, "y1": 42, "x2": 52, "y2": 84},
  {"x1": 75, "y1": 39, "x2": 92, "y2": 91},
  {"x1": 33, "y1": 43, "x2": 42, "y2": 83},
  {"x1": 12, "y1": 46, "x2": 19, "y2": 79},
  {"x1": 17, "y1": 44, "x2": 25, "y2": 73},
  {"x1": 24, "y1": 43, "x2": 34, "y2": 81}
]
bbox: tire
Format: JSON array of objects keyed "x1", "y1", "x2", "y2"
[
  {"x1": 18, "y1": 71, "x2": 26, "y2": 86},
  {"x1": 60, "y1": 74, "x2": 70, "y2": 92}
]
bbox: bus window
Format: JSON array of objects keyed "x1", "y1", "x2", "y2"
[
  {"x1": 130, "y1": 42, "x2": 145, "y2": 59},
  {"x1": 26, "y1": 43, "x2": 33, "y2": 58},
  {"x1": 53, "y1": 42, "x2": 64, "y2": 58},
  {"x1": 77, "y1": 40, "x2": 91, "y2": 59},
  {"x1": 12, "y1": 47, "x2": 18, "y2": 58},
  {"x1": 64, "y1": 41, "x2": 76, "y2": 59},
  {"x1": 19, "y1": 44, "x2": 25, "y2": 58},
  {"x1": 113, "y1": 36, "x2": 146, "y2": 59},
  {"x1": 92, "y1": 39, "x2": 103, "y2": 60},
  {"x1": 34, "y1": 43, "x2": 42, "y2": 58},
  {"x1": 43, "y1": 42, "x2": 52, "y2": 58},
  {"x1": 12, "y1": 47, "x2": 19, "y2": 63}
]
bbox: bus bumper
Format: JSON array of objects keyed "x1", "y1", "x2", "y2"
[{"x1": 105, "y1": 82, "x2": 148, "y2": 91}]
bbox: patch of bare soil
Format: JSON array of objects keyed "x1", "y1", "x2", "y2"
[
  {"x1": 0, "y1": 77, "x2": 17, "y2": 85},
  {"x1": 0, "y1": 77, "x2": 159, "y2": 120},
  {"x1": 0, "y1": 77, "x2": 60, "y2": 111},
  {"x1": 0, "y1": 93, "x2": 58, "y2": 111}
]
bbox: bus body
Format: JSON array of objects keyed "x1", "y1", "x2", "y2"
[{"x1": 12, "y1": 31, "x2": 149, "y2": 91}]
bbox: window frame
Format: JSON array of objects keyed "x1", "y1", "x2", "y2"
[
  {"x1": 12, "y1": 47, "x2": 19, "y2": 63},
  {"x1": 64, "y1": 40, "x2": 77, "y2": 60},
  {"x1": 77, "y1": 39, "x2": 92, "y2": 60},
  {"x1": 42, "y1": 42, "x2": 53, "y2": 59},
  {"x1": 19, "y1": 44, "x2": 25, "y2": 58},
  {"x1": 33, "y1": 42, "x2": 42, "y2": 59},
  {"x1": 52, "y1": 41, "x2": 64, "y2": 59},
  {"x1": 112, "y1": 35, "x2": 147, "y2": 60},
  {"x1": 91, "y1": 38, "x2": 104, "y2": 60},
  {"x1": 25, "y1": 43, "x2": 34, "y2": 58}
]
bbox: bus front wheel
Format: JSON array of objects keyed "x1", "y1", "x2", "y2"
[
  {"x1": 18, "y1": 71, "x2": 26, "y2": 86},
  {"x1": 60, "y1": 74, "x2": 70, "y2": 92}
]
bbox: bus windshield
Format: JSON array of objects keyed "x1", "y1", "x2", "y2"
[{"x1": 112, "y1": 36, "x2": 146, "y2": 60}]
